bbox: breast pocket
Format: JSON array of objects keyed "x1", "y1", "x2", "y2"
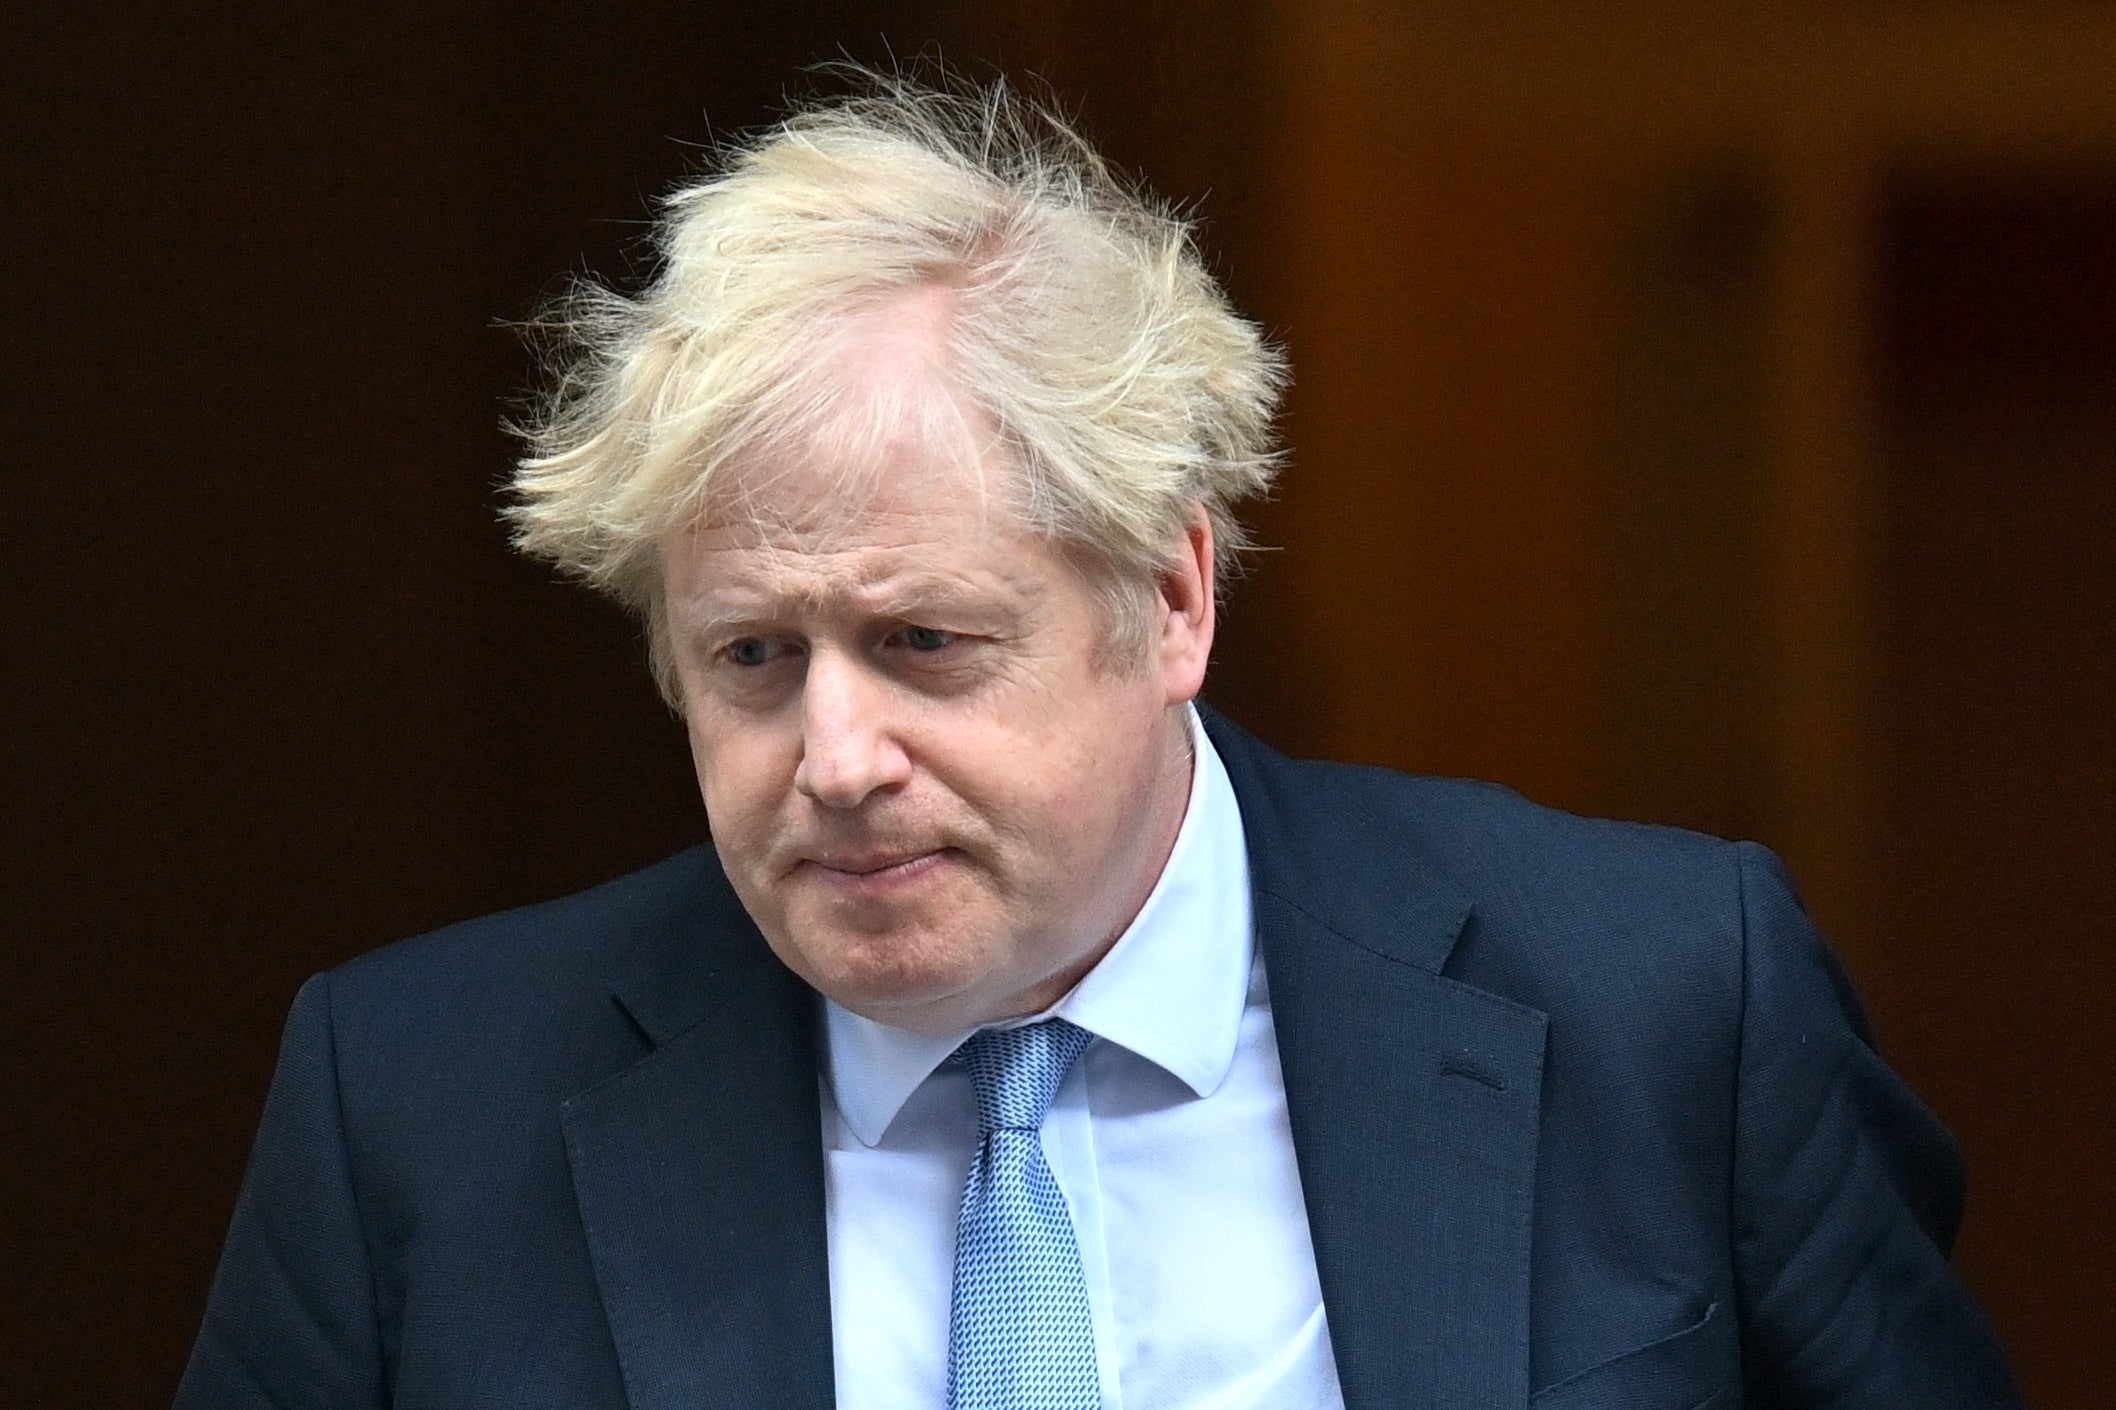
[{"x1": 1528, "y1": 1300, "x2": 1735, "y2": 1410}]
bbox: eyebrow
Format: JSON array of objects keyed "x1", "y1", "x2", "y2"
[{"x1": 680, "y1": 573, "x2": 1040, "y2": 640}]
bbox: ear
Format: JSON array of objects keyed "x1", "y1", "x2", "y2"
[{"x1": 1155, "y1": 506, "x2": 1216, "y2": 705}]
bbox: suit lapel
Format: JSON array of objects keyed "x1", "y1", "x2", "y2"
[
  {"x1": 561, "y1": 882, "x2": 835, "y2": 1410},
  {"x1": 1208, "y1": 709, "x2": 1548, "y2": 1410},
  {"x1": 1264, "y1": 898, "x2": 1546, "y2": 1410}
]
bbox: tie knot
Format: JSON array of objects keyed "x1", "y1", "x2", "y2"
[{"x1": 955, "y1": 1018, "x2": 1094, "y2": 1134}]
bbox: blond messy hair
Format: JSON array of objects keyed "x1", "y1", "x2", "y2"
[{"x1": 507, "y1": 69, "x2": 1287, "y2": 702}]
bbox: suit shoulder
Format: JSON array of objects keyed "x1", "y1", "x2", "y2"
[
  {"x1": 1269, "y1": 751, "x2": 1737, "y2": 893},
  {"x1": 1206, "y1": 705, "x2": 1730, "y2": 880},
  {"x1": 283, "y1": 845, "x2": 757, "y2": 1110},
  {"x1": 1211, "y1": 719, "x2": 1759, "y2": 1013},
  {"x1": 323, "y1": 845, "x2": 722, "y2": 1017}
]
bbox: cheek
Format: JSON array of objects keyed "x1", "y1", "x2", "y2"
[
  {"x1": 687, "y1": 718, "x2": 792, "y2": 848},
  {"x1": 1007, "y1": 711, "x2": 1161, "y2": 851}
]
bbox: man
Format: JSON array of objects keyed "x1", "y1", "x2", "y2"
[{"x1": 179, "y1": 76, "x2": 2020, "y2": 1408}]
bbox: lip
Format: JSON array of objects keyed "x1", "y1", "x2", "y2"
[{"x1": 799, "y1": 848, "x2": 950, "y2": 891}]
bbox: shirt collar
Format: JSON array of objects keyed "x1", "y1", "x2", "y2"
[{"x1": 823, "y1": 704, "x2": 1254, "y2": 1148}]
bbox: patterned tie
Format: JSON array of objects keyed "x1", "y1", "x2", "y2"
[{"x1": 947, "y1": 1018, "x2": 1101, "y2": 1410}]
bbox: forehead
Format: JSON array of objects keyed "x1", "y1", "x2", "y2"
[{"x1": 664, "y1": 425, "x2": 1059, "y2": 620}]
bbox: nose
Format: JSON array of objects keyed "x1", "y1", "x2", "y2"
[{"x1": 793, "y1": 648, "x2": 913, "y2": 809}]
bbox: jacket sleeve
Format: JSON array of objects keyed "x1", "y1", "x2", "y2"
[
  {"x1": 1728, "y1": 842, "x2": 2020, "y2": 1408},
  {"x1": 176, "y1": 972, "x2": 389, "y2": 1409}
]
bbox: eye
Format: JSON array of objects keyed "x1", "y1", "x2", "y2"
[
  {"x1": 725, "y1": 637, "x2": 781, "y2": 667},
  {"x1": 900, "y1": 626, "x2": 958, "y2": 652}
]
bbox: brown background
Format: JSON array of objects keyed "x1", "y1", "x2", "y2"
[{"x1": 7, "y1": 3, "x2": 2111, "y2": 1405}]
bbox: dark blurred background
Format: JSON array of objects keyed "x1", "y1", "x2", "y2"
[{"x1": 6, "y1": 3, "x2": 2111, "y2": 1405}]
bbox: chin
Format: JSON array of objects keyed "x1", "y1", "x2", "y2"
[{"x1": 785, "y1": 923, "x2": 993, "y2": 1022}]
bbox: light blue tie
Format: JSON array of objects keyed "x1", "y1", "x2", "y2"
[{"x1": 947, "y1": 1018, "x2": 1101, "y2": 1410}]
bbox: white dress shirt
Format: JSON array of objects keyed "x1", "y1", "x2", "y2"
[{"x1": 821, "y1": 708, "x2": 1346, "y2": 1409}]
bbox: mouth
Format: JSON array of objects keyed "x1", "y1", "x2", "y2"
[{"x1": 798, "y1": 848, "x2": 952, "y2": 892}]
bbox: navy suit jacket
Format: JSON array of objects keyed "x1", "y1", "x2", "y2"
[{"x1": 179, "y1": 712, "x2": 2020, "y2": 1408}]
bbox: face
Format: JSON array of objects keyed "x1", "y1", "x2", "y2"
[{"x1": 660, "y1": 305, "x2": 1214, "y2": 1033}]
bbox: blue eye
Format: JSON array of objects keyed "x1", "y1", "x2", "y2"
[
  {"x1": 727, "y1": 638, "x2": 776, "y2": 667},
  {"x1": 902, "y1": 626, "x2": 957, "y2": 652}
]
